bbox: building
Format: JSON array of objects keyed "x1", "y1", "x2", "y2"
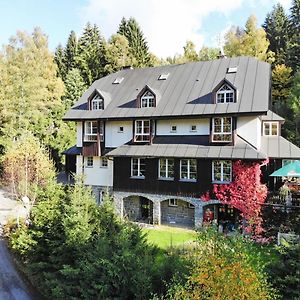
[{"x1": 63, "y1": 56, "x2": 300, "y2": 229}]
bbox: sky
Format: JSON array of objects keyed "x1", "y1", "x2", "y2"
[{"x1": 0, "y1": 0, "x2": 292, "y2": 58}]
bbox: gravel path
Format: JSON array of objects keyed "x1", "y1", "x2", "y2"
[{"x1": 0, "y1": 189, "x2": 36, "y2": 300}]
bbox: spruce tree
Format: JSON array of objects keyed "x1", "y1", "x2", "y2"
[
  {"x1": 76, "y1": 23, "x2": 107, "y2": 85},
  {"x1": 63, "y1": 31, "x2": 78, "y2": 77},
  {"x1": 117, "y1": 17, "x2": 152, "y2": 67},
  {"x1": 54, "y1": 44, "x2": 67, "y2": 78},
  {"x1": 263, "y1": 4, "x2": 289, "y2": 64}
]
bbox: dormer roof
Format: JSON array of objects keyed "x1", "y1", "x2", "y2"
[{"x1": 64, "y1": 56, "x2": 271, "y2": 121}]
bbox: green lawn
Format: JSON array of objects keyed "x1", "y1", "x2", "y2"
[{"x1": 143, "y1": 225, "x2": 197, "y2": 249}]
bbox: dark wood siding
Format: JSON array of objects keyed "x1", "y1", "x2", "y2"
[{"x1": 113, "y1": 157, "x2": 212, "y2": 197}]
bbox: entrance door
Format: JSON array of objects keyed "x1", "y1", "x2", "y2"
[{"x1": 140, "y1": 197, "x2": 153, "y2": 223}]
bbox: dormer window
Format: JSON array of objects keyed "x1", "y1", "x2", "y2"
[
  {"x1": 91, "y1": 94, "x2": 104, "y2": 110},
  {"x1": 263, "y1": 122, "x2": 279, "y2": 136},
  {"x1": 141, "y1": 91, "x2": 155, "y2": 108},
  {"x1": 216, "y1": 84, "x2": 235, "y2": 103}
]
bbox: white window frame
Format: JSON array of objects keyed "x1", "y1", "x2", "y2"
[
  {"x1": 212, "y1": 117, "x2": 232, "y2": 142},
  {"x1": 141, "y1": 90, "x2": 155, "y2": 108},
  {"x1": 263, "y1": 122, "x2": 279, "y2": 136},
  {"x1": 212, "y1": 160, "x2": 232, "y2": 183},
  {"x1": 180, "y1": 159, "x2": 197, "y2": 181},
  {"x1": 216, "y1": 84, "x2": 235, "y2": 103},
  {"x1": 158, "y1": 158, "x2": 174, "y2": 180},
  {"x1": 134, "y1": 120, "x2": 151, "y2": 142},
  {"x1": 91, "y1": 94, "x2": 104, "y2": 110},
  {"x1": 131, "y1": 158, "x2": 146, "y2": 179},
  {"x1": 84, "y1": 121, "x2": 98, "y2": 141},
  {"x1": 86, "y1": 156, "x2": 93, "y2": 168},
  {"x1": 100, "y1": 157, "x2": 108, "y2": 168},
  {"x1": 170, "y1": 125, "x2": 177, "y2": 133},
  {"x1": 168, "y1": 199, "x2": 178, "y2": 207}
]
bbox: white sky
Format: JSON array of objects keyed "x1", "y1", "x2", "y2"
[{"x1": 80, "y1": 0, "x2": 291, "y2": 58}]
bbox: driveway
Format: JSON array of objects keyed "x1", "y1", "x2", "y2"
[{"x1": 0, "y1": 189, "x2": 38, "y2": 300}]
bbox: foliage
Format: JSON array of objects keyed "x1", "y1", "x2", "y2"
[
  {"x1": 198, "y1": 46, "x2": 220, "y2": 61},
  {"x1": 263, "y1": 3, "x2": 289, "y2": 65},
  {"x1": 2, "y1": 132, "x2": 56, "y2": 203},
  {"x1": 224, "y1": 15, "x2": 274, "y2": 62},
  {"x1": 272, "y1": 64, "x2": 293, "y2": 110},
  {"x1": 118, "y1": 17, "x2": 153, "y2": 68},
  {"x1": 104, "y1": 34, "x2": 136, "y2": 73},
  {"x1": 9, "y1": 180, "x2": 186, "y2": 299},
  {"x1": 164, "y1": 227, "x2": 277, "y2": 300},
  {"x1": 0, "y1": 28, "x2": 65, "y2": 159},
  {"x1": 202, "y1": 160, "x2": 268, "y2": 235},
  {"x1": 267, "y1": 244, "x2": 300, "y2": 300}
]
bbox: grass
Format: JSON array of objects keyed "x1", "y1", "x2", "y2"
[{"x1": 143, "y1": 225, "x2": 197, "y2": 249}]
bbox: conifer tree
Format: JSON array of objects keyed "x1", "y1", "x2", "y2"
[
  {"x1": 117, "y1": 17, "x2": 152, "y2": 67},
  {"x1": 54, "y1": 44, "x2": 67, "y2": 78},
  {"x1": 76, "y1": 23, "x2": 107, "y2": 85},
  {"x1": 63, "y1": 31, "x2": 78, "y2": 77},
  {"x1": 263, "y1": 4, "x2": 289, "y2": 64}
]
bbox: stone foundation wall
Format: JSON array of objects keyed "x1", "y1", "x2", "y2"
[
  {"x1": 123, "y1": 196, "x2": 141, "y2": 221},
  {"x1": 161, "y1": 199, "x2": 195, "y2": 227}
]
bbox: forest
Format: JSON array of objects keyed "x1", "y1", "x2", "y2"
[{"x1": 0, "y1": 1, "x2": 300, "y2": 299}]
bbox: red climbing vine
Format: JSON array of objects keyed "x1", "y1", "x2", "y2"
[{"x1": 201, "y1": 160, "x2": 268, "y2": 235}]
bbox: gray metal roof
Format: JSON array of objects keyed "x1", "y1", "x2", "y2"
[
  {"x1": 106, "y1": 137, "x2": 266, "y2": 160},
  {"x1": 64, "y1": 56, "x2": 271, "y2": 120},
  {"x1": 261, "y1": 136, "x2": 300, "y2": 159},
  {"x1": 260, "y1": 110, "x2": 285, "y2": 122},
  {"x1": 63, "y1": 145, "x2": 82, "y2": 155}
]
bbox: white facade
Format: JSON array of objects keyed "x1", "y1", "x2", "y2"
[
  {"x1": 156, "y1": 119, "x2": 210, "y2": 136},
  {"x1": 82, "y1": 156, "x2": 113, "y2": 187},
  {"x1": 236, "y1": 116, "x2": 261, "y2": 149},
  {"x1": 77, "y1": 122, "x2": 83, "y2": 147},
  {"x1": 105, "y1": 120, "x2": 132, "y2": 148}
]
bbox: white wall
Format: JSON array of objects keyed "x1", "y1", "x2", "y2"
[
  {"x1": 83, "y1": 156, "x2": 113, "y2": 187},
  {"x1": 77, "y1": 122, "x2": 83, "y2": 147},
  {"x1": 76, "y1": 155, "x2": 83, "y2": 175},
  {"x1": 105, "y1": 120, "x2": 132, "y2": 147},
  {"x1": 156, "y1": 119, "x2": 210, "y2": 135},
  {"x1": 237, "y1": 116, "x2": 261, "y2": 149}
]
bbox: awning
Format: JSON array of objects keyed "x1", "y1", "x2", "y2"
[{"x1": 270, "y1": 161, "x2": 300, "y2": 177}]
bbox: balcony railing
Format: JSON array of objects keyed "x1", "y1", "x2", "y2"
[
  {"x1": 84, "y1": 134, "x2": 97, "y2": 142},
  {"x1": 266, "y1": 192, "x2": 300, "y2": 207}
]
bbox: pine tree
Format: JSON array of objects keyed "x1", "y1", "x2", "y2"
[
  {"x1": 224, "y1": 15, "x2": 274, "y2": 62},
  {"x1": 286, "y1": 0, "x2": 300, "y2": 71},
  {"x1": 63, "y1": 31, "x2": 78, "y2": 77},
  {"x1": 263, "y1": 4, "x2": 289, "y2": 64},
  {"x1": 54, "y1": 44, "x2": 66, "y2": 78},
  {"x1": 117, "y1": 17, "x2": 152, "y2": 67},
  {"x1": 76, "y1": 23, "x2": 107, "y2": 85}
]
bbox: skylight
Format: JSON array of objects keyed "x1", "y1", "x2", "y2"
[
  {"x1": 227, "y1": 67, "x2": 237, "y2": 74},
  {"x1": 158, "y1": 73, "x2": 169, "y2": 80},
  {"x1": 113, "y1": 77, "x2": 124, "y2": 84}
]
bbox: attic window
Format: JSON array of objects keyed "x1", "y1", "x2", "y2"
[
  {"x1": 227, "y1": 67, "x2": 237, "y2": 73},
  {"x1": 141, "y1": 90, "x2": 155, "y2": 108},
  {"x1": 158, "y1": 73, "x2": 169, "y2": 80},
  {"x1": 91, "y1": 94, "x2": 104, "y2": 110},
  {"x1": 216, "y1": 84, "x2": 235, "y2": 103},
  {"x1": 113, "y1": 77, "x2": 124, "y2": 84}
]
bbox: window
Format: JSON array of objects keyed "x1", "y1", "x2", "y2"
[
  {"x1": 99, "y1": 121, "x2": 104, "y2": 141},
  {"x1": 282, "y1": 159, "x2": 297, "y2": 166},
  {"x1": 113, "y1": 77, "x2": 124, "y2": 84},
  {"x1": 159, "y1": 158, "x2": 174, "y2": 180},
  {"x1": 263, "y1": 122, "x2": 278, "y2": 136},
  {"x1": 158, "y1": 73, "x2": 169, "y2": 80},
  {"x1": 169, "y1": 199, "x2": 178, "y2": 207},
  {"x1": 190, "y1": 125, "x2": 197, "y2": 132},
  {"x1": 188, "y1": 203, "x2": 195, "y2": 208},
  {"x1": 91, "y1": 94, "x2": 104, "y2": 110},
  {"x1": 170, "y1": 125, "x2": 177, "y2": 132},
  {"x1": 131, "y1": 158, "x2": 146, "y2": 178},
  {"x1": 216, "y1": 84, "x2": 235, "y2": 103},
  {"x1": 212, "y1": 117, "x2": 232, "y2": 142},
  {"x1": 118, "y1": 126, "x2": 124, "y2": 133},
  {"x1": 180, "y1": 159, "x2": 197, "y2": 181},
  {"x1": 86, "y1": 156, "x2": 93, "y2": 167},
  {"x1": 212, "y1": 160, "x2": 232, "y2": 182},
  {"x1": 134, "y1": 120, "x2": 151, "y2": 142},
  {"x1": 141, "y1": 91, "x2": 155, "y2": 108},
  {"x1": 84, "y1": 121, "x2": 98, "y2": 141},
  {"x1": 100, "y1": 157, "x2": 108, "y2": 168}
]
